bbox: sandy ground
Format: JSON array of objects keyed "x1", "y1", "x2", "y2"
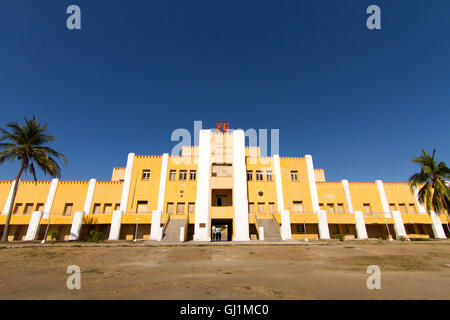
[{"x1": 0, "y1": 240, "x2": 450, "y2": 300}]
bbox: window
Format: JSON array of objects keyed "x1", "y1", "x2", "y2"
[
  {"x1": 266, "y1": 170, "x2": 273, "y2": 181},
  {"x1": 292, "y1": 201, "x2": 304, "y2": 213},
  {"x1": 255, "y1": 171, "x2": 263, "y2": 181},
  {"x1": 417, "y1": 224, "x2": 425, "y2": 234},
  {"x1": 177, "y1": 202, "x2": 185, "y2": 214},
  {"x1": 136, "y1": 201, "x2": 148, "y2": 213},
  {"x1": 64, "y1": 203, "x2": 73, "y2": 214},
  {"x1": 103, "y1": 203, "x2": 113, "y2": 213},
  {"x1": 190, "y1": 170, "x2": 197, "y2": 180},
  {"x1": 188, "y1": 202, "x2": 195, "y2": 213},
  {"x1": 268, "y1": 202, "x2": 275, "y2": 213},
  {"x1": 169, "y1": 170, "x2": 176, "y2": 181},
  {"x1": 327, "y1": 203, "x2": 335, "y2": 213},
  {"x1": 258, "y1": 202, "x2": 265, "y2": 213},
  {"x1": 247, "y1": 171, "x2": 253, "y2": 181},
  {"x1": 408, "y1": 203, "x2": 416, "y2": 214},
  {"x1": 363, "y1": 203, "x2": 372, "y2": 214},
  {"x1": 319, "y1": 203, "x2": 325, "y2": 211},
  {"x1": 114, "y1": 203, "x2": 120, "y2": 211},
  {"x1": 398, "y1": 203, "x2": 407, "y2": 214},
  {"x1": 166, "y1": 203, "x2": 174, "y2": 214},
  {"x1": 36, "y1": 203, "x2": 44, "y2": 212},
  {"x1": 93, "y1": 203, "x2": 101, "y2": 214},
  {"x1": 290, "y1": 171, "x2": 298, "y2": 181},
  {"x1": 179, "y1": 170, "x2": 187, "y2": 181},
  {"x1": 337, "y1": 203, "x2": 344, "y2": 213},
  {"x1": 405, "y1": 224, "x2": 415, "y2": 234},
  {"x1": 13, "y1": 203, "x2": 22, "y2": 214},
  {"x1": 142, "y1": 169, "x2": 151, "y2": 180},
  {"x1": 248, "y1": 202, "x2": 255, "y2": 213},
  {"x1": 24, "y1": 203, "x2": 34, "y2": 214},
  {"x1": 389, "y1": 203, "x2": 396, "y2": 212},
  {"x1": 342, "y1": 224, "x2": 349, "y2": 234},
  {"x1": 296, "y1": 224, "x2": 305, "y2": 234}
]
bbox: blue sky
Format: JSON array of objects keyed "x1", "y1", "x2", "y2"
[{"x1": 0, "y1": 0, "x2": 448, "y2": 182}]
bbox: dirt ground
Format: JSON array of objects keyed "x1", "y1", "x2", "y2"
[{"x1": 0, "y1": 241, "x2": 450, "y2": 300}]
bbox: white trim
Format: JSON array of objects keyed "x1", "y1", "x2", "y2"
[
  {"x1": 157, "y1": 153, "x2": 169, "y2": 212},
  {"x1": 193, "y1": 130, "x2": 212, "y2": 241},
  {"x1": 108, "y1": 210, "x2": 123, "y2": 240},
  {"x1": 119, "y1": 153, "x2": 135, "y2": 212},
  {"x1": 354, "y1": 211, "x2": 368, "y2": 239},
  {"x1": 341, "y1": 179, "x2": 354, "y2": 213},
  {"x1": 43, "y1": 178, "x2": 59, "y2": 218},
  {"x1": 376, "y1": 180, "x2": 390, "y2": 217},
  {"x1": 412, "y1": 186, "x2": 426, "y2": 214},
  {"x1": 430, "y1": 211, "x2": 446, "y2": 239},
  {"x1": 232, "y1": 129, "x2": 250, "y2": 241},
  {"x1": 83, "y1": 179, "x2": 96, "y2": 213},
  {"x1": 273, "y1": 155, "x2": 285, "y2": 212},
  {"x1": 24, "y1": 211, "x2": 43, "y2": 241},
  {"x1": 69, "y1": 211, "x2": 85, "y2": 241},
  {"x1": 2, "y1": 180, "x2": 18, "y2": 214},
  {"x1": 317, "y1": 210, "x2": 330, "y2": 239},
  {"x1": 305, "y1": 155, "x2": 319, "y2": 213},
  {"x1": 392, "y1": 211, "x2": 407, "y2": 239}
]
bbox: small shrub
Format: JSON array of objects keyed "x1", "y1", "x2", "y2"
[
  {"x1": 399, "y1": 236, "x2": 407, "y2": 241},
  {"x1": 86, "y1": 230, "x2": 104, "y2": 243},
  {"x1": 49, "y1": 231, "x2": 60, "y2": 241},
  {"x1": 337, "y1": 235, "x2": 345, "y2": 242}
]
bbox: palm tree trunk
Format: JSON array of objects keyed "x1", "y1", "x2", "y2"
[{"x1": 1, "y1": 165, "x2": 25, "y2": 242}]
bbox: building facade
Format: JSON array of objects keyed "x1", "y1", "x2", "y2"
[{"x1": 0, "y1": 129, "x2": 448, "y2": 242}]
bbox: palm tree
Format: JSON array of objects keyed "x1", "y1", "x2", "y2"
[
  {"x1": 0, "y1": 116, "x2": 67, "y2": 242},
  {"x1": 409, "y1": 149, "x2": 450, "y2": 215}
]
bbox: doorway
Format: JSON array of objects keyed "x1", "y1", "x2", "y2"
[{"x1": 211, "y1": 219, "x2": 233, "y2": 241}]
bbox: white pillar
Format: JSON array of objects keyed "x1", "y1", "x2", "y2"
[
  {"x1": 318, "y1": 210, "x2": 330, "y2": 239},
  {"x1": 69, "y1": 211, "x2": 85, "y2": 241},
  {"x1": 108, "y1": 210, "x2": 123, "y2": 240},
  {"x1": 305, "y1": 155, "x2": 319, "y2": 212},
  {"x1": 119, "y1": 153, "x2": 135, "y2": 212},
  {"x1": 430, "y1": 211, "x2": 447, "y2": 239},
  {"x1": 392, "y1": 211, "x2": 407, "y2": 239},
  {"x1": 83, "y1": 179, "x2": 96, "y2": 213},
  {"x1": 341, "y1": 179, "x2": 354, "y2": 213},
  {"x1": 24, "y1": 211, "x2": 43, "y2": 241},
  {"x1": 194, "y1": 130, "x2": 212, "y2": 241},
  {"x1": 354, "y1": 211, "x2": 368, "y2": 239},
  {"x1": 259, "y1": 227, "x2": 264, "y2": 241},
  {"x1": 412, "y1": 186, "x2": 426, "y2": 214},
  {"x1": 376, "y1": 180, "x2": 390, "y2": 217},
  {"x1": 273, "y1": 154, "x2": 291, "y2": 240},
  {"x1": 232, "y1": 130, "x2": 250, "y2": 241},
  {"x1": 2, "y1": 180, "x2": 18, "y2": 214},
  {"x1": 150, "y1": 153, "x2": 169, "y2": 241},
  {"x1": 43, "y1": 178, "x2": 59, "y2": 218}
]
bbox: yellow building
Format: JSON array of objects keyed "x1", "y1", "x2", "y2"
[{"x1": 0, "y1": 129, "x2": 448, "y2": 242}]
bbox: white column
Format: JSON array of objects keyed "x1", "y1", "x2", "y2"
[
  {"x1": 108, "y1": 210, "x2": 123, "y2": 240},
  {"x1": 430, "y1": 211, "x2": 447, "y2": 239},
  {"x1": 412, "y1": 186, "x2": 426, "y2": 214},
  {"x1": 83, "y1": 179, "x2": 96, "y2": 213},
  {"x1": 376, "y1": 180, "x2": 390, "y2": 217},
  {"x1": 194, "y1": 130, "x2": 212, "y2": 241},
  {"x1": 119, "y1": 153, "x2": 135, "y2": 212},
  {"x1": 318, "y1": 210, "x2": 330, "y2": 239},
  {"x1": 273, "y1": 154, "x2": 285, "y2": 212},
  {"x1": 354, "y1": 211, "x2": 368, "y2": 239},
  {"x1": 24, "y1": 211, "x2": 43, "y2": 241},
  {"x1": 273, "y1": 154, "x2": 292, "y2": 240},
  {"x1": 392, "y1": 211, "x2": 407, "y2": 239},
  {"x1": 69, "y1": 211, "x2": 85, "y2": 241},
  {"x1": 232, "y1": 130, "x2": 250, "y2": 241},
  {"x1": 2, "y1": 180, "x2": 18, "y2": 214},
  {"x1": 43, "y1": 178, "x2": 59, "y2": 218},
  {"x1": 150, "y1": 153, "x2": 169, "y2": 241},
  {"x1": 305, "y1": 155, "x2": 319, "y2": 212},
  {"x1": 341, "y1": 179, "x2": 354, "y2": 213}
]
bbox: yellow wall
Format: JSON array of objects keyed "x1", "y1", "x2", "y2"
[
  {"x1": 51, "y1": 181, "x2": 89, "y2": 213},
  {"x1": 349, "y1": 182, "x2": 384, "y2": 213},
  {"x1": 10, "y1": 180, "x2": 51, "y2": 213},
  {"x1": 0, "y1": 181, "x2": 13, "y2": 211},
  {"x1": 317, "y1": 182, "x2": 348, "y2": 212},
  {"x1": 91, "y1": 181, "x2": 123, "y2": 212},
  {"x1": 246, "y1": 157, "x2": 277, "y2": 213}
]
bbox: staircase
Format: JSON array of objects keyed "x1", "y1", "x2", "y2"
[
  {"x1": 161, "y1": 219, "x2": 186, "y2": 242},
  {"x1": 257, "y1": 219, "x2": 282, "y2": 241}
]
